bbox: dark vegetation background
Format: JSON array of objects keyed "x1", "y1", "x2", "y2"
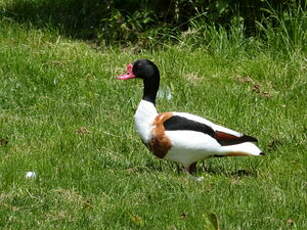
[{"x1": 1, "y1": 0, "x2": 305, "y2": 48}]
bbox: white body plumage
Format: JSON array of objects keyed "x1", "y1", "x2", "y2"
[{"x1": 134, "y1": 100, "x2": 263, "y2": 169}]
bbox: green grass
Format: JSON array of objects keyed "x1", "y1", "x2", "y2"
[{"x1": 0, "y1": 7, "x2": 306, "y2": 230}]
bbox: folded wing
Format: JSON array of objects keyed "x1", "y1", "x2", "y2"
[{"x1": 164, "y1": 112, "x2": 257, "y2": 146}]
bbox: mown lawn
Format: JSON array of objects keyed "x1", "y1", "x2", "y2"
[{"x1": 0, "y1": 10, "x2": 306, "y2": 230}]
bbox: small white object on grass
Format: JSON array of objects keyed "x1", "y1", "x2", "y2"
[
  {"x1": 25, "y1": 171, "x2": 36, "y2": 179},
  {"x1": 194, "y1": 176, "x2": 204, "y2": 182}
]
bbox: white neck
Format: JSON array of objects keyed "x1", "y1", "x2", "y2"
[{"x1": 134, "y1": 100, "x2": 158, "y2": 143}]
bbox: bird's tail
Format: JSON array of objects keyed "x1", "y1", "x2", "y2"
[{"x1": 217, "y1": 142, "x2": 265, "y2": 157}]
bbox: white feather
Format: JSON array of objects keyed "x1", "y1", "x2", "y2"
[
  {"x1": 164, "y1": 130, "x2": 220, "y2": 167},
  {"x1": 220, "y1": 142, "x2": 262, "y2": 156},
  {"x1": 164, "y1": 130, "x2": 262, "y2": 167},
  {"x1": 134, "y1": 102, "x2": 262, "y2": 168},
  {"x1": 134, "y1": 100, "x2": 158, "y2": 143}
]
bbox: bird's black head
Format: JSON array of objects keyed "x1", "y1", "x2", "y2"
[
  {"x1": 117, "y1": 59, "x2": 160, "y2": 104},
  {"x1": 132, "y1": 59, "x2": 159, "y2": 80},
  {"x1": 117, "y1": 59, "x2": 159, "y2": 81}
]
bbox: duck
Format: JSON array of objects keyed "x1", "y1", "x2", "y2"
[{"x1": 117, "y1": 59, "x2": 264, "y2": 180}]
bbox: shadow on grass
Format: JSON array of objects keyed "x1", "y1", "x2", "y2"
[
  {"x1": 1, "y1": 0, "x2": 170, "y2": 46},
  {"x1": 126, "y1": 161, "x2": 258, "y2": 178},
  {"x1": 200, "y1": 164, "x2": 257, "y2": 178},
  {"x1": 0, "y1": 0, "x2": 180, "y2": 47},
  {"x1": 2, "y1": 0, "x2": 109, "y2": 40}
]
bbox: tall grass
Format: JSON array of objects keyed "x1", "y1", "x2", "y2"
[
  {"x1": 178, "y1": 3, "x2": 306, "y2": 59},
  {"x1": 256, "y1": 1, "x2": 307, "y2": 56}
]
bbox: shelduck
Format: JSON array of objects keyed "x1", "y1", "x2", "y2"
[{"x1": 117, "y1": 59, "x2": 264, "y2": 180}]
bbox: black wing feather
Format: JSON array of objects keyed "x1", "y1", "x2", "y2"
[
  {"x1": 163, "y1": 115, "x2": 257, "y2": 146},
  {"x1": 164, "y1": 116, "x2": 215, "y2": 137}
]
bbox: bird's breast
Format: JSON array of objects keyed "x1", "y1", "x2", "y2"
[
  {"x1": 147, "y1": 112, "x2": 173, "y2": 158},
  {"x1": 134, "y1": 100, "x2": 158, "y2": 143}
]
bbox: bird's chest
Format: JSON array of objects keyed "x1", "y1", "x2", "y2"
[
  {"x1": 134, "y1": 101, "x2": 173, "y2": 159},
  {"x1": 134, "y1": 114, "x2": 154, "y2": 144},
  {"x1": 135, "y1": 117, "x2": 172, "y2": 159},
  {"x1": 134, "y1": 100, "x2": 158, "y2": 143},
  {"x1": 139, "y1": 112, "x2": 174, "y2": 159},
  {"x1": 148, "y1": 134, "x2": 172, "y2": 159},
  {"x1": 139, "y1": 137, "x2": 171, "y2": 159}
]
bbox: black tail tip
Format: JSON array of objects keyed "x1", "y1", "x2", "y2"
[
  {"x1": 242, "y1": 134, "x2": 258, "y2": 143},
  {"x1": 260, "y1": 152, "x2": 266, "y2": 156}
]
